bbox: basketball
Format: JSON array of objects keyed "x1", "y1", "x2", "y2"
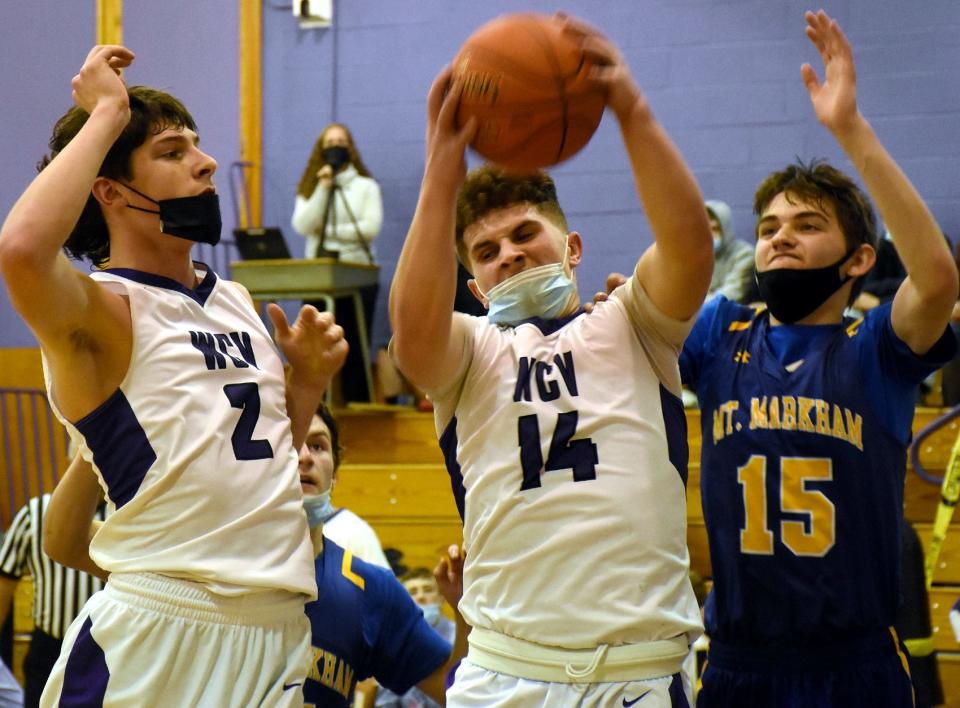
[{"x1": 452, "y1": 13, "x2": 606, "y2": 171}]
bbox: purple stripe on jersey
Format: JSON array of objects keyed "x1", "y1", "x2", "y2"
[
  {"x1": 514, "y1": 308, "x2": 585, "y2": 336},
  {"x1": 59, "y1": 617, "x2": 109, "y2": 706},
  {"x1": 669, "y1": 672, "x2": 690, "y2": 708},
  {"x1": 438, "y1": 417, "x2": 466, "y2": 522},
  {"x1": 102, "y1": 260, "x2": 218, "y2": 306},
  {"x1": 659, "y1": 384, "x2": 689, "y2": 487},
  {"x1": 75, "y1": 389, "x2": 156, "y2": 509}
]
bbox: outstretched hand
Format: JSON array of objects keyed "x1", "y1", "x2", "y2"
[
  {"x1": 72, "y1": 45, "x2": 134, "y2": 118},
  {"x1": 801, "y1": 10, "x2": 860, "y2": 136},
  {"x1": 558, "y1": 12, "x2": 640, "y2": 119},
  {"x1": 424, "y1": 66, "x2": 477, "y2": 187},
  {"x1": 585, "y1": 272, "x2": 628, "y2": 313},
  {"x1": 434, "y1": 544, "x2": 466, "y2": 608},
  {"x1": 268, "y1": 303, "x2": 348, "y2": 389}
]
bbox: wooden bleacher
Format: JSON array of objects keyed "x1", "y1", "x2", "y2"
[{"x1": 334, "y1": 406, "x2": 960, "y2": 706}]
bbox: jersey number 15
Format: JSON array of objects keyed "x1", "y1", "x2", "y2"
[{"x1": 738, "y1": 455, "x2": 836, "y2": 557}]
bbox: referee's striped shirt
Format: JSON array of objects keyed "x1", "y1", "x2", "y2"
[{"x1": 0, "y1": 494, "x2": 105, "y2": 638}]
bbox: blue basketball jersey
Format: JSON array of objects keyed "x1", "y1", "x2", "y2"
[
  {"x1": 680, "y1": 297, "x2": 955, "y2": 646},
  {"x1": 303, "y1": 540, "x2": 451, "y2": 707}
]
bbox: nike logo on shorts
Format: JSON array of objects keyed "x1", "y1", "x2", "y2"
[
  {"x1": 623, "y1": 690, "x2": 651, "y2": 706},
  {"x1": 282, "y1": 682, "x2": 302, "y2": 691}
]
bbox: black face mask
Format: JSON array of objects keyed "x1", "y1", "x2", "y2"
[
  {"x1": 755, "y1": 249, "x2": 856, "y2": 324},
  {"x1": 120, "y1": 183, "x2": 222, "y2": 246},
  {"x1": 322, "y1": 146, "x2": 351, "y2": 171}
]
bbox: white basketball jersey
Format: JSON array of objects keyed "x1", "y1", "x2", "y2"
[
  {"x1": 432, "y1": 276, "x2": 702, "y2": 648},
  {"x1": 44, "y1": 265, "x2": 316, "y2": 598}
]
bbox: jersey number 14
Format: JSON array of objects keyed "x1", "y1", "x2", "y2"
[{"x1": 518, "y1": 411, "x2": 599, "y2": 491}]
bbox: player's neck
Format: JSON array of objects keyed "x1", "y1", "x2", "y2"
[{"x1": 107, "y1": 236, "x2": 199, "y2": 289}]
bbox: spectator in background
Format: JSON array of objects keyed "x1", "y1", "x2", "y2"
[
  {"x1": 0, "y1": 489, "x2": 105, "y2": 707},
  {"x1": 375, "y1": 567, "x2": 459, "y2": 708},
  {"x1": 706, "y1": 200, "x2": 754, "y2": 303},
  {"x1": 293, "y1": 123, "x2": 383, "y2": 403},
  {"x1": 301, "y1": 404, "x2": 390, "y2": 569}
]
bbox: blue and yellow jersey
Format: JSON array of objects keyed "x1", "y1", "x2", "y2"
[
  {"x1": 680, "y1": 297, "x2": 955, "y2": 646},
  {"x1": 303, "y1": 540, "x2": 451, "y2": 707}
]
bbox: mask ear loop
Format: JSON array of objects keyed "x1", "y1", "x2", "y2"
[{"x1": 117, "y1": 182, "x2": 161, "y2": 215}]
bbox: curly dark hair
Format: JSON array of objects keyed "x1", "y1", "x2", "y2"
[
  {"x1": 296, "y1": 123, "x2": 372, "y2": 199},
  {"x1": 39, "y1": 86, "x2": 197, "y2": 268},
  {"x1": 754, "y1": 158, "x2": 879, "y2": 302},
  {"x1": 455, "y1": 165, "x2": 568, "y2": 269}
]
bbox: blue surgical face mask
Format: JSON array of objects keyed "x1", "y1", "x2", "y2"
[
  {"x1": 479, "y1": 236, "x2": 577, "y2": 325},
  {"x1": 421, "y1": 603, "x2": 442, "y2": 626},
  {"x1": 303, "y1": 489, "x2": 334, "y2": 528}
]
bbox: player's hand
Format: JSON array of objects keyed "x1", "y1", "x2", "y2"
[
  {"x1": 557, "y1": 13, "x2": 640, "y2": 119},
  {"x1": 71, "y1": 45, "x2": 134, "y2": 120},
  {"x1": 801, "y1": 10, "x2": 861, "y2": 138},
  {"x1": 584, "y1": 271, "x2": 628, "y2": 313},
  {"x1": 434, "y1": 544, "x2": 465, "y2": 607},
  {"x1": 317, "y1": 164, "x2": 334, "y2": 186},
  {"x1": 424, "y1": 66, "x2": 477, "y2": 188},
  {"x1": 268, "y1": 304, "x2": 349, "y2": 387}
]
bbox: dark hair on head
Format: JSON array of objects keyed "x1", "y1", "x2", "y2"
[
  {"x1": 399, "y1": 567, "x2": 436, "y2": 584},
  {"x1": 296, "y1": 122, "x2": 372, "y2": 199},
  {"x1": 455, "y1": 164, "x2": 568, "y2": 270},
  {"x1": 38, "y1": 86, "x2": 197, "y2": 268},
  {"x1": 754, "y1": 158, "x2": 878, "y2": 302},
  {"x1": 315, "y1": 403, "x2": 343, "y2": 470}
]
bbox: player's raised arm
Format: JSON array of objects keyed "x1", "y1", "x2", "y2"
[
  {"x1": 0, "y1": 46, "x2": 133, "y2": 346},
  {"x1": 389, "y1": 68, "x2": 477, "y2": 391},
  {"x1": 802, "y1": 10, "x2": 957, "y2": 353},
  {"x1": 561, "y1": 14, "x2": 713, "y2": 321}
]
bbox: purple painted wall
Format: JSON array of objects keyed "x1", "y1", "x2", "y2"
[
  {"x1": 261, "y1": 0, "x2": 960, "y2": 350},
  {"x1": 0, "y1": 0, "x2": 239, "y2": 350},
  {"x1": 2, "y1": 1, "x2": 959, "y2": 354}
]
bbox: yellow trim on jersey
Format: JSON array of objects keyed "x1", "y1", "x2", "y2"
[
  {"x1": 728, "y1": 320, "x2": 752, "y2": 332},
  {"x1": 845, "y1": 317, "x2": 864, "y2": 337},
  {"x1": 341, "y1": 551, "x2": 365, "y2": 590},
  {"x1": 889, "y1": 627, "x2": 913, "y2": 680}
]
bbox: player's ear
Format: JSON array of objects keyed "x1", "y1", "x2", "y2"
[
  {"x1": 844, "y1": 243, "x2": 876, "y2": 278},
  {"x1": 91, "y1": 177, "x2": 122, "y2": 208},
  {"x1": 467, "y1": 279, "x2": 489, "y2": 309},
  {"x1": 566, "y1": 231, "x2": 583, "y2": 267}
]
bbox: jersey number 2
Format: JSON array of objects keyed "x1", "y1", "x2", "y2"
[
  {"x1": 223, "y1": 383, "x2": 274, "y2": 460},
  {"x1": 518, "y1": 411, "x2": 598, "y2": 491},
  {"x1": 738, "y1": 455, "x2": 835, "y2": 557}
]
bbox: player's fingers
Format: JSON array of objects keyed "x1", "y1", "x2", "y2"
[
  {"x1": 606, "y1": 272, "x2": 627, "y2": 293},
  {"x1": 800, "y1": 63, "x2": 820, "y2": 96},
  {"x1": 267, "y1": 303, "x2": 290, "y2": 338},
  {"x1": 556, "y1": 12, "x2": 603, "y2": 42},
  {"x1": 427, "y1": 66, "x2": 453, "y2": 123},
  {"x1": 433, "y1": 557, "x2": 449, "y2": 583},
  {"x1": 435, "y1": 76, "x2": 462, "y2": 132}
]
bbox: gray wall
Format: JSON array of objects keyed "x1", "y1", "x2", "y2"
[{"x1": 2, "y1": 1, "x2": 959, "y2": 352}]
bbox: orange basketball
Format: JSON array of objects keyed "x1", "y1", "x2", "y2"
[{"x1": 452, "y1": 13, "x2": 606, "y2": 171}]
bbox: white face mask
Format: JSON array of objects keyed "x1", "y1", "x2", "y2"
[
  {"x1": 478, "y1": 235, "x2": 577, "y2": 325},
  {"x1": 421, "y1": 603, "x2": 442, "y2": 626},
  {"x1": 303, "y1": 488, "x2": 334, "y2": 528}
]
